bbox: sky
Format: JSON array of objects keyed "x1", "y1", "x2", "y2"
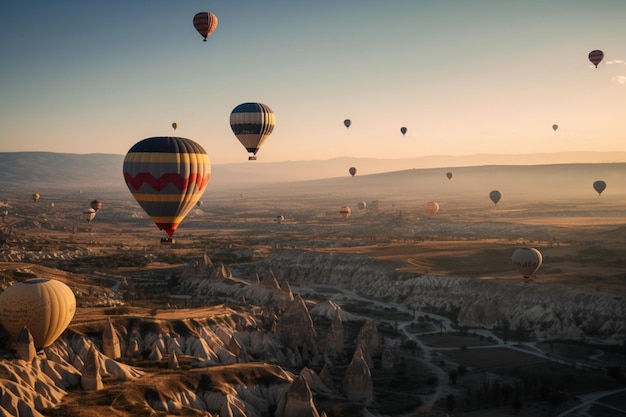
[{"x1": 1, "y1": 1, "x2": 626, "y2": 166}]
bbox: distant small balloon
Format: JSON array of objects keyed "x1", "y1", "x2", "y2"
[
  {"x1": 512, "y1": 247, "x2": 542, "y2": 279},
  {"x1": 339, "y1": 205, "x2": 351, "y2": 219},
  {"x1": 424, "y1": 201, "x2": 439, "y2": 216},
  {"x1": 275, "y1": 215, "x2": 284, "y2": 224},
  {"x1": 593, "y1": 180, "x2": 606, "y2": 196},
  {"x1": 588, "y1": 50, "x2": 604, "y2": 68},
  {"x1": 552, "y1": 124, "x2": 558, "y2": 131},
  {"x1": 446, "y1": 172, "x2": 453, "y2": 180},
  {"x1": 32, "y1": 193, "x2": 40, "y2": 202},
  {"x1": 357, "y1": 201, "x2": 366, "y2": 210},
  {"x1": 193, "y1": 12, "x2": 218, "y2": 42},
  {"x1": 489, "y1": 190, "x2": 502, "y2": 205},
  {"x1": 172, "y1": 122, "x2": 178, "y2": 130},
  {"x1": 400, "y1": 127, "x2": 407, "y2": 136},
  {"x1": 344, "y1": 119, "x2": 351, "y2": 129},
  {"x1": 349, "y1": 167, "x2": 357, "y2": 177},
  {"x1": 90, "y1": 200, "x2": 102, "y2": 211}
]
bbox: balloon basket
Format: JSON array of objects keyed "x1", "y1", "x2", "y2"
[
  {"x1": 248, "y1": 156, "x2": 257, "y2": 161},
  {"x1": 160, "y1": 237, "x2": 175, "y2": 244}
]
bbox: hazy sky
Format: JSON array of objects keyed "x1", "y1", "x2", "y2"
[{"x1": 1, "y1": 1, "x2": 625, "y2": 165}]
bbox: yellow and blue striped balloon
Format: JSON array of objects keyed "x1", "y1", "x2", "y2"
[
  {"x1": 123, "y1": 137, "x2": 210, "y2": 236},
  {"x1": 230, "y1": 102, "x2": 275, "y2": 160}
]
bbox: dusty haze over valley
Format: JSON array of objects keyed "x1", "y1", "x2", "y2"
[{"x1": 0, "y1": 152, "x2": 625, "y2": 417}]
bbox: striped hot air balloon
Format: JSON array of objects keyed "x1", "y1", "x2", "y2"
[
  {"x1": 339, "y1": 205, "x2": 351, "y2": 219},
  {"x1": 123, "y1": 137, "x2": 211, "y2": 237},
  {"x1": 193, "y1": 12, "x2": 218, "y2": 42},
  {"x1": 230, "y1": 102, "x2": 275, "y2": 160},
  {"x1": 588, "y1": 50, "x2": 604, "y2": 68}
]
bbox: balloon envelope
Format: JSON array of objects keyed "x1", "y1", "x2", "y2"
[
  {"x1": 446, "y1": 172, "x2": 452, "y2": 180},
  {"x1": 32, "y1": 193, "x2": 40, "y2": 202},
  {"x1": 588, "y1": 50, "x2": 604, "y2": 68},
  {"x1": 0, "y1": 278, "x2": 76, "y2": 349},
  {"x1": 339, "y1": 205, "x2": 351, "y2": 219},
  {"x1": 275, "y1": 215, "x2": 284, "y2": 224},
  {"x1": 344, "y1": 119, "x2": 351, "y2": 129},
  {"x1": 230, "y1": 102, "x2": 275, "y2": 160},
  {"x1": 349, "y1": 167, "x2": 357, "y2": 177},
  {"x1": 357, "y1": 201, "x2": 366, "y2": 210},
  {"x1": 123, "y1": 137, "x2": 211, "y2": 237},
  {"x1": 593, "y1": 180, "x2": 606, "y2": 195},
  {"x1": 400, "y1": 127, "x2": 407, "y2": 135},
  {"x1": 552, "y1": 124, "x2": 558, "y2": 131},
  {"x1": 425, "y1": 201, "x2": 439, "y2": 216},
  {"x1": 193, "y1": 12, "x2": 218, "y2": 41},
  {"x1": 172, "y1": 122, "x2": 178, "y2": 130},
  {"x1": 512, "y1": 247, "x2": 542, "y2": 279},
  {"x1": 489, "y1": 190, "x2": 502, "y2": 205}
]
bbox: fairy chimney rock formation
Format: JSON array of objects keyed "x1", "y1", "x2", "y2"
[
  {"x1": 343, "y1": 346, "x2": 373, "y2": 404},
  {"x1": 325, "y1": 309, "x2": 345, "y2": 354},
  {"x1": 355, "y1": 320, "x2": 381, "y2": 356},
  {"x1": 276, "y1": 295, "x2": 316, "y2": 350},
  {"x1": 102, "y1": 318, "x2": 121, "y2": 359},
  {"x1": 319, "y1": 364, "x2": 335, "y2": 391},
  {"x1": 81, "y1": 346, "x2": 103, "y2": 390},
  {"x1": 280, "y1": 373, "x2": 321, "y2": 417},
  {"x1": 168, "y1": 350, "x2": 180, "y2": 369},
  {"x1": 16, "y1": 326, "x2": 36, "y2": 362},
  {"x1": 260, "y1": 269, "x2": 281, "y2": 291}
]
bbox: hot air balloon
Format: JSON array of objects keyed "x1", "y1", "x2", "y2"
[
  {"x1": 446, "y1": 172, "x2": 453, "y2": 180},
  {"x1": 0, "y1": 278, "x2": 76, "y2": 349},
  {"x1": 230, "y1": 102, "x2": 275, "y2": 160},
  {"x1": 424, "y1": 201, "x2": 439, "y2": 216},
  {"x1": 172, "y1": 122, "x2": 178, "y2": 131},
  {"x1": 339, "y1": 205, "x2": 351, "y2": 219},
  {"x1": 49, "y1": 202, "x2": 55, "y2": 209},
  {"x1": 552, "y1": 124, "x2": 558, "y2": 131},
  {"x1": 588, "y1": 50, "x2": 604, "y2": 68},
  {"x1": 123, "y1": 137, "x2": 211, "y2": 237},
  {"x1": 344, "y1": 119, "x2": 351, "y2": 129},
  {"x1": 32, "y1": 193, "x2": 40, "y2": 202},
  {"x1": 90, "y1": 200, "x2": 102, "y2": 211},
  {"x1": 512, "y1": 247, "x2": 542, "y2": 279},
  {"x1": 349, "y1": 167, "x2": 357, "y2": 177},
  {"x1": 489, "y1": 190, "x2": 502, "y2": 205},
  {"x1": 275, "y1": 215, "x2": 284, "y2": 224},
  {"x1": 193, "y1": 12, "x2": 218, "y2": 42},
  {"x1": 83, "y1": 208, "x2": 96, "y2": 223},
  {"x1": 400, "y1": 127, "x2": 407, "y2": 136},
  {"x1": 357, "y1": 201, "x2": 366, "y2": 210},
  {"x1": 593, "y1": 180, "x2": 606, "y2": 195}
]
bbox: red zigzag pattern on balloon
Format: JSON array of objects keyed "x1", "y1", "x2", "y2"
[{"x1": 124, "y1": 172, "x2": 210, "y2": 192}]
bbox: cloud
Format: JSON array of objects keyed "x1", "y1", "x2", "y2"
[
  {"x1": 606, "y1": 60, "x2": 625, "y2": 65},
  {"x1": 611, "y1": 75, "x2": 626, "y2": 85}
]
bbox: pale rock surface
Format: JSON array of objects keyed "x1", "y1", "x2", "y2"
[{"x1": 81, "y1": 346, "x2": 103, "y2": 390}]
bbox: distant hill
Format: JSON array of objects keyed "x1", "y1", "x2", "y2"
[{"x1": 2, "y1": 151, "x2": 626, "y2": 196}]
